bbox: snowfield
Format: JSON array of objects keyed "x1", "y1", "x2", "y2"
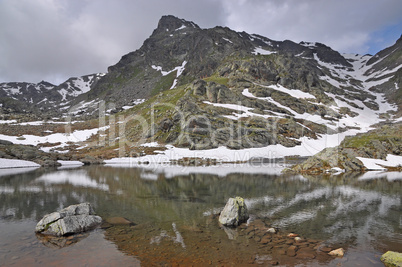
[
  {"x1": 0, "y1": 158, "x2": 40, "y2": 169},
  {"x1": 0, "y1": 126, "x2": 109, "y2": 153},
  {"x1": 357, "y1": 155, "x2": 402, "y2": 170}
]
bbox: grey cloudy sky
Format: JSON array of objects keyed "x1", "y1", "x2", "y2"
[{"x1": 1, "y1": 0, "x2": 401, "y2": 84}]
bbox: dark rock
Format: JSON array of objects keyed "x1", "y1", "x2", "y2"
[{"x1": 0, "y1": 139, "x2": 13, "y2": 145}]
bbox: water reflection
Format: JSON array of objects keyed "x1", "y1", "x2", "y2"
[
  {"x1": 358, "y1": 171, "x2": 402, "y2": 181},
  {"x1": 0, "y1": 167, "x2": 39, "y2": 178},
  {"x1": 36, "y1": 170, "x2": 109, "y2": 191},
  {"x1": 0, "y1": 166, "x2": 401, "y2": 266}
]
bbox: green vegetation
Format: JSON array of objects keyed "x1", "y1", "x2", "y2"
[
  {"x1": 203, "y1": 75, "x2": 229, "y2": 87},
  {"x1": 151, "y1": 71, "x2": 177, "y2": 96},
  {"x1": 341, "y1": 133, "x2": 399, "y2": 149}
]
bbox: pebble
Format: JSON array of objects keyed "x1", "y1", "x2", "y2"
[
  {"x1": 328, "y1": 248, "x2": 345, "y2": 257},
  {"x1": 267, "y1": 228, "x2": 276, "y2": 234},
  {"x1": 287, "y1": 245, "x2": 297, "y2": 257},
  {"x1": 260, "y1": 236, "x2": 271, "y2": 244}
]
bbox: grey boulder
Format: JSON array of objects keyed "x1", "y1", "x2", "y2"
[
  {"x1": 35, "y1": 203, "x2": 102, "y2": 236},
  {"x1": 219, "y1": 196, "x2": 249, "y2": 227}
]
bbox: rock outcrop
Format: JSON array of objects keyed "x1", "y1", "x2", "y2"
[
  {"x1": 283, "y1": 147, "x2": 366, "y2": 174},
  {"x1": 284, "y1": 123, "x2": 402, "y2": 174},
  {"x1": 219, "y1": 197, "x2": 249, "y2": 227},
  {"x1": 381, "y1": 251, "x2": 402, "y2": 267},
  {"x1": 35, "y1": 203, "x2": 102, "y2": 236}
]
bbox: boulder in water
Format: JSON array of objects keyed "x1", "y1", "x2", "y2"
[
  {"x1": 219, "y1": 196, "x2": 249, "y2": 227},
  {"x1": 35, "y1": 203, "x2": 102, "y2": 236},
  {"x1": 381, "y1": 251, "x2": 402, "y2": 267}
]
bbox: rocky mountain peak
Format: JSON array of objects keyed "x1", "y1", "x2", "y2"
[
  {"x1": 152, "y1": 15, "x2": 200, "y2": 36},
  {"x1": 38, "y1": 80, "x2": 55, "y2": 87}
]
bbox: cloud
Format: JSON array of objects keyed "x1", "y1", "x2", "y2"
[
  {"x1": 220, "y1": 0, "x2": 402, "y2": 54},
  {"x1": 0, "y1": 0, "x2": 401, "y2": 84},
  {"x1": 0, "y1": 0, "x2": 224, "y2": 84}
]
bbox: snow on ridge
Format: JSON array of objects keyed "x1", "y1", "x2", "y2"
[
  {"x1": 251, "y1": 34, "x2": 273, "y2": 46},
  {"x1": 151, "y1": 61, "x2": 187, "y2": 78},
  {"x1": 72, "y1": 77, "x2": 91, "y2": 94},
  {"x1": 252, "y1": 47, "x2": 276, "y2": 56},
  {"x1": 222, "y1": 37, "x2": 233, "y2": 44},
  {"x1": 300, "y1": 42, "x2": 317, "y2": 48},
  {"x1": 175, "y1": 25, "x2": 187, "y2": 31},
  {"x1": 3, "y1": 86, "x2": 21, "y2": 95}
]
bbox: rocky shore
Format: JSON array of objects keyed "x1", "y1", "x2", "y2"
[{"x1": 284, "y1": 122, "x2": 402, "y2": 174}]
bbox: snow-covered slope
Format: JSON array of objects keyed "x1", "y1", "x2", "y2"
[{"x1": 0, "y1": 73, "x2": 104, "y2": 115}]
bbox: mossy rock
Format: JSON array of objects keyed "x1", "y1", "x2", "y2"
[{"x1": 381, "y1": 251, "x2": 402, "y2": 267}]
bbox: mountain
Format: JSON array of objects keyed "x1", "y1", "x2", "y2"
[
  {"x1": 79, "y1": 15, "x2": 400, "y2": 153},
  {"x1": 0, "y1": 15, "x2": 401, "y2": 164},
  {"x1": 0, "y1": 73, "x2": 104, "y2": 118}
]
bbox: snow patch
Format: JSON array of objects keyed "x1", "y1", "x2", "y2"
[
  {"x1": 0, "y1": 158, "x2": 40, "y2": 169},
  {"x1": 121, "y1": 99, "x2": 145, "y2": 110},
  {"x1": 356, "y1": 154, "x2": 402, "y2": 170},
  {"x1": 252, "y1": 47, "x2": 276, "y2": 56},
  {"x1": 152, "y1": 60, "x2": 187, "y2": 84},
  {"x1": 300, "y1": 42, "x2": 317, "y2": 48},
  {"x1": 57, "y1": 160, "x2": 84, "y2": 166},
  {"x1": 222, "y1": 37, "x2": 233, "y2": 44},
  {"x1": 105, "y1": 130, "x2": 350, "y2": 165},
  {"x1": 175, "y1": 25, "x2": 187, "y2": 31}
]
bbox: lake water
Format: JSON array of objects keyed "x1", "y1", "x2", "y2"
[{"x1": 0, "y1": 164, "x2": 401, "y2": 266}]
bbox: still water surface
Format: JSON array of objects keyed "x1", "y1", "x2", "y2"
[{"x1": 0, "y1": 164, "x2": 401, "y2": 266}]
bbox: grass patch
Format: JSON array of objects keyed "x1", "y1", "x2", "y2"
[
  {"x1": 341, "y1": 134, "x2": 398, "y2": 148},
  {"x1": 203, "y1": 75, "x2": 229, "y2": 87},
  {"x1": 151, "y1": 71, "x2": 177, "y2": 96}
]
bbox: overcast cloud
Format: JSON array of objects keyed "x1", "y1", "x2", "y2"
[{"x1": 0, "y1": 0, "x2": 401, "y2": 84}]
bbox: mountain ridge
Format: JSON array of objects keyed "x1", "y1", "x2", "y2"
[
  {"x1": 2, "y1": 15, "x2": 400, "y2": 117},
  {"x1": 0, "y1": 15, "x2": 401, "y2": 166}
]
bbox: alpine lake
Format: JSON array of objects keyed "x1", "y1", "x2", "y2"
[{"x1": 0, "y1": 163, "x2": 401, "y2": 266}]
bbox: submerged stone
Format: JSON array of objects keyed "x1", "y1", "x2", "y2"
[
  {"x1": 35, "y1": 203, "x2": 102, "y2": 236},
  {"x1": 219, "y1": 196, "x2": 249, "y2": 227},
  {"x1": 328, "y1": 248, "x2": 345, "y2": 257},
  {"x1": 381, "y1": 251, "x2": 402, "y2": 267}
]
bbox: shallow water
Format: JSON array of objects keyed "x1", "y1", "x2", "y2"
[{"x1": 0, "y1": 164, "x2": 401, "y2": 266}]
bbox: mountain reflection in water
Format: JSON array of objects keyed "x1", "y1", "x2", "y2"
[{"x1": 0, "y1": 165, "x2": 400, "y2": 266}]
